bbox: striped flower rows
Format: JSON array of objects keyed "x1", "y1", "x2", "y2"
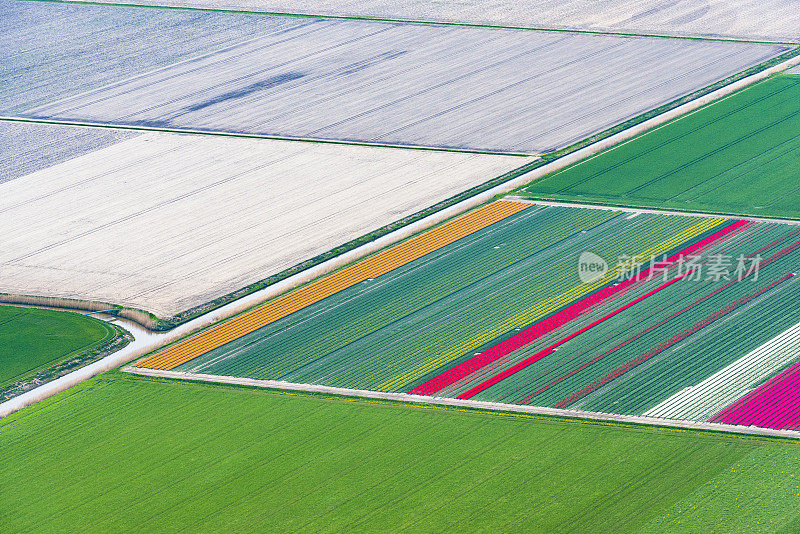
[
  {"x1": 164, "y1": 205, "x2": 718, "y2": 395},
  {"x1": 413, "y1": 217, "x2": 800, "y2": 432},
  {"x1": 644, "y1": 321, "x2": 800, "y2": 421},
  {"x1": 137, "y1": 199, "x2": 800, "y2": 432}
]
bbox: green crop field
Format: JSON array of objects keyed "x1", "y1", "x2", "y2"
[
  {"x1": 0, "y1": 305, "x2": 116, "y2": 388},
  {"x1": 2, "y1": 373, "x2": 800, "y2": 533},
  {"x1": 519, "y1": 75, "x2": 800, "y2": 220}
]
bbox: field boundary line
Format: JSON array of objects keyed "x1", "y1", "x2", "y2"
[
  {"x1": 0, "y1": 117, "x2": 536, "y2": 157},
  {"x1": 507, "y1": 198, "x2": 800, "y2": 225},
  {"x1": 120, "y1": 367, "x2": 800, "y2": 439},
  {"x1": 16, "y1": 0, "x2": 800, "y2": 45}
]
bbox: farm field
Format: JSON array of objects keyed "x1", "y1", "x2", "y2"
[
  {"x1": 442, "y1": 218, "x2": 800, "y2": 419},
  {"x1": 141, "y1": 203, "x2": 719, "y2": 384},
  {"x1": 138, "y1": 201, "x2": 800, "y2": 432},
  {"x1": 87, "y1": 0, "x2": 800, "y2": 43},
  {"x1": 0, "y1": 0, "x2": 300, "y2": 113},
  {"x1": 7, "y1": 0, "x2": 800, "y2": 530},
  {"x1": 22, "y1": 17, "x2": 788, "y2": 154},
  {"x1": 0, "y1": 135, "x2": 529, "y2": 319},
  {"x1": 3, "y1": 373, "x2": 800, "y2": 532},
  {"x1": 0, "y1": 305, "x2": 116, "y2": 388},
  {"x1": 519, "y1": 75, "x2": 800, "y2": 219},
  {"x1": 0, "y1": 122, "x2": 137, "y2": 184},
  {"x1": 645, "y1": 320, "x2": 800, "y2": 422}
]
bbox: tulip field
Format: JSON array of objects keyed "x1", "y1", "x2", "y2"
[
  {"x1": 145, "y1": 203, "x2": 720, "y2": 383},
  {"x1": 130, "y1": 199, "x2": 800, "y2": 432}
]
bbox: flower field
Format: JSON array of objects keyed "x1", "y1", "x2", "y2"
[
  {"x1": 135, "y1": 201, "x2": 800, "y2": 432},
  {"x1": 136, "y1": 200, "x2": 531, "y2": 368},
  {"x1": 162, "y1": 204, "x2": 718, "y2": 390},
  {"x1": 407, "y1": 215, "x2": 800, "y2": 432},
  {"x1": 712, "y1": 357, "x2": 800, "y2": 430}
]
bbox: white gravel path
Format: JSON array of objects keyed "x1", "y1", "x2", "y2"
[{"x1": 121, "y1": 367, "x2": 800, "y2": 439}]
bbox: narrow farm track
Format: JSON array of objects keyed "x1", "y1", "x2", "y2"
[{"x1": 135, "y1": 200, "x2": 529, "y2": 370}]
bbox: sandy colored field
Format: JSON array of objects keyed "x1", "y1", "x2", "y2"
[
  {"x1": 25, "y1": 19, "x2": 786, "y2": 154},
  {"x1": 0, "y1": 133, "x2": 531, "y2": 319},
  {"x1": 87, "y1": 0, "x2": 800, "y2": 43}
]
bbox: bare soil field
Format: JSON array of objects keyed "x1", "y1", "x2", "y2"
[
  {"x1": 24, "y1": 18, "x2": 786, "y2": 154},
  {"x1": 87, "y1": 0, "x2": 800, "y2": 43},
  {"x1": 0, "y1": 132, "x2": 531, "y2": 319}
]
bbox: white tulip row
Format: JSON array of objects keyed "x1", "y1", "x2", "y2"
[{"x1": 644, "y1": 321, "x2": 800, "y2": 421}]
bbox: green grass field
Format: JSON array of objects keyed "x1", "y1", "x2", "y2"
[
  {"x1": 0, "y1": 305, "x2": 116, "y2": 388},
  {"x1": 519, "y1": 75, "x2": 800, "y2": 219},
  {"x1": 3, "y1": 373, "x2": 800, "y2": 533}
]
